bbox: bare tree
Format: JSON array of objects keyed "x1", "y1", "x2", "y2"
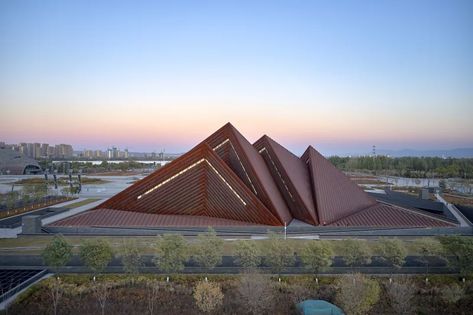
[
  {"x1": 237, "y1": 270, "x2": 273, "y2": 315},
  {"x1": 92, "y1": 281, "x2": 111, "y2": 315},
  {"x1": 47, "y1": 277, "x2": 63, "y2": 315},
  {"x1": 334, "y1": 273, "x2": 380, "y2": 315},
  {"x1": 441, "y1": 283, "x2": 464, "y2": 304},
  {"x1": 193, "y1": 280, "x2": 224, "y2": 314},
  {"x1": 146, "y1": 280, "x2": 160, "y2": 315},
  {"x1": 385, "y1": 279, "x2": 417, "y2": 315},
  {"x1": 289, "y1": 283, "x2": 312, "y2": 304}
]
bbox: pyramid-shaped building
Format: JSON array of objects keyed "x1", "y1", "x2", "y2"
[{"x1": 51, "y1": 123, "x2": 456, "y2": 229}]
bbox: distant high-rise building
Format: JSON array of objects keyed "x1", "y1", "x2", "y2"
[
  {"x1": 112, "y1": 147, "x2": 119, "y2": 159},
  {"x1": 54, "y1": 144, "x2": 73, "y2": 158},
  {"x1": 47, "y1": 146, "x2": 55, "y2": 157},
  {"x1": 26, "y1": 143, "x2": 34, "y2": 158},
  {"x1": 33, "y1": 143, "x2": 41, "y2": 159},
  {"x1": 41, "y1": 143, "x2": 49, "y2": 157},
  {"x1": 83, "y1": 149, "x2": 93, "y2": 158}
]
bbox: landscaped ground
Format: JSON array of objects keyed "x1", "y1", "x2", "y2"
[
  {"x1": 444, "y1": 193, "x2": 473, "y2": 207},
  {"x1": 6, "y1": 274, "x2": 473, "y2": 315},
  {"x1": 0, "y1": 196, "x2": 76, "y2": 220},
  {"x1": 11, "y1": 177, "x2": 109, "y2": 186}
]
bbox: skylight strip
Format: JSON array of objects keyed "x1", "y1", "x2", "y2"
[
  {"x1": 212, "y1": 138, "x2": 258, "y2": 195},
  {"x1": 137, "y1": 158, "x2": 205, "y2": 200},
  {"x1": 213, "y1": 139, "x2": 230, "y2": 151},
  {"x1": 227, "y1": 141, "x2": 258, "y2": 195},
  {"x1": 260, "y1": 147, "x2": 294, "y2": 200},
  {"x1": 205, "y1": 160, "x2": 247, "y2": 206},
  {"x1": 136, "y1": 157, "x2": 246, "y2": 206}
]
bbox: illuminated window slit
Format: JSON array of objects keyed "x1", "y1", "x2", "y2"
[
  {"x1": 213, "y1": 139, "x2": 230, "y2": 151},
  {"x1": 260, "y1": 147, "x2": 294, "y2": 200},
  {"x1": 136, "y1": 158, "x2": 246, "y2": 206},
  {"x1": 213, "y1": 138, "x2": 258, "y2": 195}
]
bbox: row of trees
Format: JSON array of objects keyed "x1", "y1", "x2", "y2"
[
  {"x1": 41, "y1": 231, "x2": 473, "y2": 279},
  {"x1": 329, "y1": 155, "x2": 473, "y2": 178}
]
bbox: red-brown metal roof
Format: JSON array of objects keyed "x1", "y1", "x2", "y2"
[
  {"x1": 329, "y1": 202, "x2": 456, "y2": 227},
  {"x1": 202, "y1": 123, "x2": 293, "y2": 225},
  {"x1": 51, "y1": 123, "x2": 457, "y2": 229},
  {"x1": 49, "y1": 208, "x2": 262, "y2": 227},
  {"x1": 94, "y1": 142, "x2": 282, "y2": 225},
  {"x1": 302, "y1": 146, "x2": 377, "y2": 225},
  {"x1": 254, "y1": 135, "x2": 318, "y2": 225}
]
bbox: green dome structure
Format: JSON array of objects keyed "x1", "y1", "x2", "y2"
[{"x1": 296, "y1": 300, "x2": 344, "y2": 315}]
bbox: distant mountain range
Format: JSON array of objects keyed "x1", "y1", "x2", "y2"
[{"x1": 376, "y1": 148, "x2": 473, "y2": 158}]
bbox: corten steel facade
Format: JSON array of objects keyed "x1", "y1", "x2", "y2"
[{"x1": 51, "y1": 123, "x2": 456, "y2": 229}]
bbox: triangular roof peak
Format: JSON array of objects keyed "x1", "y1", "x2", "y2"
[
  {"x1": 202, "y1": 123, "x2": 293, "y2": 224},
  {"x1": 254, "y1": 135, "x2": 318, "y2": 225},
  {"x1": 94, "y1": 141, "x2": 282, "y2": 225},
  {"x1": 303, "y1": 145, "x2": 377, "y2": 224}
]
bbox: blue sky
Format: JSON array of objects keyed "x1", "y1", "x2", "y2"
[{"x1": 1, "y1": 0, "x2": 472, "y2": 155}]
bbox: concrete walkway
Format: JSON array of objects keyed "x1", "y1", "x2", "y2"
[
  {"x1": 41, "y1": 198, "x2": 105, "y2": 226},
  {"x1": 0, "y1": 198, "x2": 106, "y2": 238},
  {"x1": 435, "y1": 193, "x2": 471, "y2": 227}
]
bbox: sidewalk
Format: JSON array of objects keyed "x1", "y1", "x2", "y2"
[{"x1": 42, "y1": 198, "x2": 105, "y2": 226}]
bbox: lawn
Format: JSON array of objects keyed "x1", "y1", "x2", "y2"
[{"x1": 11, "y1": 177, "x2": 109, "y2": 186}]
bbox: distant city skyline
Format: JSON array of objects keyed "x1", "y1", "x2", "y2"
[
  {"x1": 1, "y1": 1, "x2": 472, "y2": 156},
  {"x1": 2, "y1": 138, "x2": 473, "y2": 158}
]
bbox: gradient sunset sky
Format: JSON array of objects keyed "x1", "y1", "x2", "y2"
[{"x1": 1, "y1": 0, "x2": 472, "y2": 156}]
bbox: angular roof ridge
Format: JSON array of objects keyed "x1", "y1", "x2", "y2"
[
  {"x1": 202, "y1": 123, "x2": 293, "y2": 224},
  {"x1": 304, "y1": 146, "x2": 377, "y2": 225},
  {"x1": 254, "y1": 135, "x2": 318, "y2": 225},
  {"x1": 95, "y1": 141, "x2": 282, "y2": 225}
]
